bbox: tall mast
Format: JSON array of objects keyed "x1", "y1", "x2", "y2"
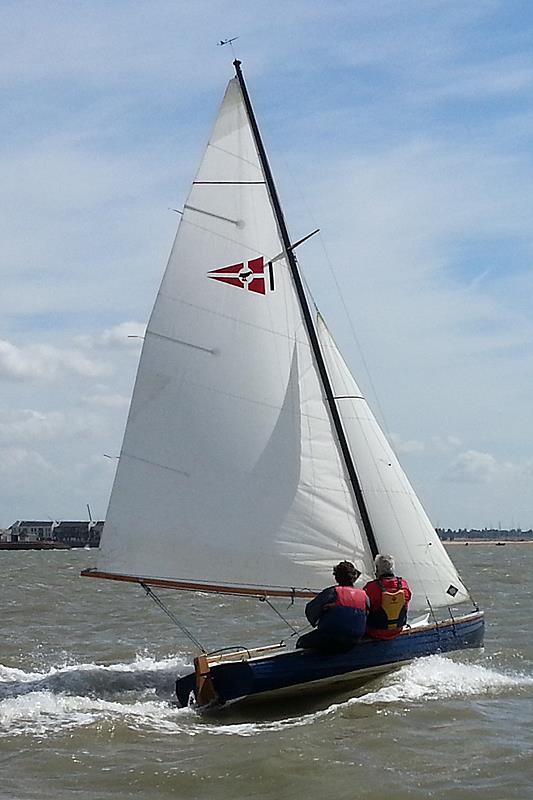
[{"x1": 233, "y1": 60, "x2": 379, "y2": 559}]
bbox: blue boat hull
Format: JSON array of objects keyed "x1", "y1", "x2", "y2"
[{"x1": 176, "y1": 611, "x2": 484, "y2": 707}]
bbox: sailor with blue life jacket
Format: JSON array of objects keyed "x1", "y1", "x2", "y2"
[
  {"x1": 364, "y1": 554, "x2": 412, "y2": 640},
  {"x1": 296, "y1": 561, "x2": 369, "y2": 652}
]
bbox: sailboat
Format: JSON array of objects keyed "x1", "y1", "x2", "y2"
[{"x1": 82, "y1": 60, "x2": 484, "y2": 708}]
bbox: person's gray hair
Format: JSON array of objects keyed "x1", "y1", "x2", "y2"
[{"x1": 374, "y1": 553, "x2": 395, "y2": 578}]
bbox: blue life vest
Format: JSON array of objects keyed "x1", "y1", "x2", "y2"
[{"x1": 318, "y1": 586, "x2": 367, "y2": 639}]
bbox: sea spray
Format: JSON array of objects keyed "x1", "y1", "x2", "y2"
[{"x1": 2, "y1": 653, "x2": 530, "y2": 740}]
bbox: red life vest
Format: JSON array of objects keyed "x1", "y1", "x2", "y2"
[
  {"x1": 366, "y1": 577, "x2": 408, "y2": 638},
  {"x1": 335, "y1": 585, "x2": 367, "y2": 611},
  {"x1": 378, "y1": 578, "x2": 408, "y2": 629}
]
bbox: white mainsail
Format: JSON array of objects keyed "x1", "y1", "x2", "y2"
[
  {"x1": 317, "y1": 315, "x2": 469, "y2": 610},
  {"x1": 96, "y1": 77, "x2": 373, "y2": 594},
  {"x1": 94, "y1": 70, "x2": 472, "y2": 615}
]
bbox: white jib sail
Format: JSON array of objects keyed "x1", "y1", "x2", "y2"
[
  {"x1": 97, "y1": 77, "x2": 374, "y2": 594},
  {"x1": 317, "y1": 315, "x2": 470, "y2": 611}
]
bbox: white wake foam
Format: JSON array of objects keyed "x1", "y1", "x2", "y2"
[
  {"x1": 1, "y1": 653, "x2": 531, "y2": 738},
  {"x1": 355, "y1": 654, "x2": 533, "y2": 704},
  {"x1": 0, "y1": 654, "x2": 185, "y2": 684},
  {"x1": 302, "y1": 654, "x2": 533, "y2": 720},
  {"x1": 0, "y1": 654, "x2": 193, "y2": 737},
  {"x1": 197, "y1": 654, "x2": 533, "y2": 736}
]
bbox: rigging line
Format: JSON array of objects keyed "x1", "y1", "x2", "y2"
[
  {"x1": 319, "y1": 244, "x2": 392, "y2": 442},
  {"x1": 275, "y1": 146, "x2": 393, "y2": 445},
  {"x1": 141, "y1": 583, "x2": 206, "y2": 653},
  {"x1": 193, "y1": 180, "x2": 265, "y2": 185},
  {"x1": 170, "y1": 212, "x2": 264, "y2": 257},
  {"x1": 393, "y1": 468, "x2": 466, "y2": 611},
  {"x1": 451, "y1": 575, "x2": 479, "y2": 611},
  {"x1": 233, "y1": 59, "x2": 379, "y2": 560},
  {"x1": 259, "y1": 596, "x2": 301, "y2": 636},
  {"x1": 147, "y1": 329, "x2": 216, "y2": 355},
  {"x1": 361, "y1": 442, "x2": 431, "y2": 605},
  {"x1": 121, "y1": 451, "x2": 189, "y2": 478},
  {"x1": 297, "y1": 300, "x2": 372, "y2": 561},
  {"x1": 155, "y1": 289, "x2": 318, "y2": 349},
  {"x1": 309, "y1": 305, "x2": 434, "y2": 602},
  {"x1": 183, "y1": 204, "x2": 241, "y2": 226},
  {"x1": 207, "y1": 141, "x2": 262, "y2": 171},
  {"x1": 426, "y1": 597, "x2": 440, "y2": 632},
  {"x1": 295, "y1": 279, "x2": 373, "y2": 561},
  {"x1": 431, "y1": 525, "x2": 478, "y2": 610}
]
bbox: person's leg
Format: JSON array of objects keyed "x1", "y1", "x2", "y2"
[
  {"x1": 296, "y1": 629, "x2": 360, "y2": 652},
  {"x1": 295, "y1": 629, "x2": 325, "y2": 649}
]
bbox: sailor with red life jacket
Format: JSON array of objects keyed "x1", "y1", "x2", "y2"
[
  {"x1": 364, "y1": 554, "x2": 412, "y2": 640},
  {"x1": 296, "y1": 561, "x2": 369, "y2": 652}
]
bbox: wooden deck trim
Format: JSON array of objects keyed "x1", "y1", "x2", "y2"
[
  {"x1": 400, "y1": 609, "x2": 484, "y2": 636},
  {"x1": 206, "y1": 642, "x2": 286, "y2": 666}
]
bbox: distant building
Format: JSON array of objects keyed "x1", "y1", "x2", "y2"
[
  {"x1": 53, "y1": 520, "x2": 104, "y2": 547},
  {"x1": 6, "y1": 520, "x2": 103, "y2": 547},
  {"x1": 8, "y1": 521, "x2": 55, "y2": 542}
]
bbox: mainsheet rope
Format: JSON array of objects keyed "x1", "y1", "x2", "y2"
[
  {"x1": 141, "y1": 583, "x2": 305, "y2": 651},
  {"x1": 260, "y1": 596, "x2": 303, "y2": 636},
  {"x1": 141, "y1": 583, "x2": 206, "y2": 653}
]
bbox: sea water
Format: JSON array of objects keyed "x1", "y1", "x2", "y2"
[{"x1": 1, "y1": 546, "x2": 532, "y2": 800}]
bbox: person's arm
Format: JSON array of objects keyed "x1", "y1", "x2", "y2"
[
  {"x1": 363, "y1": 580, "x2": 378, "y2": 610},
  {"x1": 305, "y1": 587, "x2": 336, "y2": 626}
]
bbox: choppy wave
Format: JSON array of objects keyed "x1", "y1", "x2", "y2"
[
  {"x1": 0, "y1": 654, "x2": 192, "y2": 738},
  {"x1": 0, "y1": 655, "x2": 188, "y2": 700},
  {"x1": 320, "y1": 654, "x2": 533, "y2": 714},
  {"x1": 1, "y1": 653, "x2": 531, "y2": 739}
]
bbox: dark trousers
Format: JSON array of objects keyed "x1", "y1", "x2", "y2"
[{"x1": 295, "y1": 628, "x2": 360, "y2": 654}]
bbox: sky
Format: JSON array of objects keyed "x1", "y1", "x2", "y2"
[{"x1": 1, "y1": 0, "x2": 532, "y2": 530}]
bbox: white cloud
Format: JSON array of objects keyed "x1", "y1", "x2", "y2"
[
  {"x1": 0, "y1": 446, "x2": 118, "y2": 525},
  {"x1": 422, "y1": 60, "x2": 533, "y2": 101},
  {"x1": 522, "y1": 460, "x2": 533, "y2": 478},
  {"x1": 100, "y1": 322, "x2": 145, "y2": 348},
  {"x1": 0, "y1": 1, "x2": 231, "y2": 91},
  {"x1": 0, "y1": 447, "x2": 59, "y2": 518},
  {"x1": 443, "y1": 450, "x2": 511, "y2": 484},
  {"x1": 0, "y1": 339, "x2": 112, "y2": 382},
  {"x1": 75, "y1": 322, "x2": 145, "y2": 350},
  {"x1": 431, "y1": 435, "x2": 462, "y2": 453},
  {"x1": 0, "y1": 446, "x2": 53, "y2": 473},
  {"x1": 390, "y1": 434, "x2": 425, "y2": 454},
  {"x1": 83, "y1": 393, "x2": 130, "y2": 409},
  {"x1": 0, "y1": 407, "x2": 115, "y2": 444},
  {"x1": 389, "y1": 434, "x2": 464, "y2": 456}
]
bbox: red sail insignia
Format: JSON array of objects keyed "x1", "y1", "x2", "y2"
[{"x1": 207, "y1": 257, "x2": 273, "y2": 295}]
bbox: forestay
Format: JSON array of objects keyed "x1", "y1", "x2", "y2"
[{"x1": 95, "y1": 77, "x2": 374, "y2": 595}]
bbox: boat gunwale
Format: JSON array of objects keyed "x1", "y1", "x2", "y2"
[
  {"x1": 198, "y1": 611, "x2": 485, "y2": 667},
  {"x1": 202, "y1": 610, "x2": 484, "y2": 667}
]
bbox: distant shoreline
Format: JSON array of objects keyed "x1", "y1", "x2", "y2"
[{"x1": 443, "y1": 540, "x2": 533, "y2": 545}]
